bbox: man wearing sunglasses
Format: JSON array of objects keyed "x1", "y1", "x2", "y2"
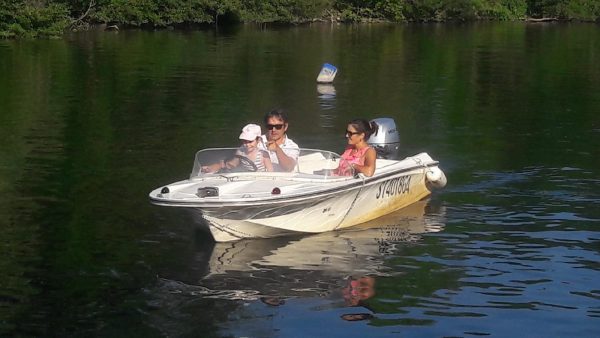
[{"x1": 259, "y1": 109, "x2": 299, "y2": 172}]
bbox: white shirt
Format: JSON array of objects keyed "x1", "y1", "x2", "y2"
[{"x1": 259, "y1": 135, "x2": 300, "y2": 171}]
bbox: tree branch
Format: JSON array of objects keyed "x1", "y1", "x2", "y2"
[{"x1": 70, "y1": 0, "x2": 96, "y2": 28}]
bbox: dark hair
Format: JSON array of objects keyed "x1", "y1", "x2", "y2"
[
  {"x1": 348, "y1": 119, "x2": 379, "y2": 140},
  {"x1": 260, "y1": 297, "x2": 285, "y2": 306},
  {"x1": 340, "y1": 313, "x2": 374, "y2": 322},
  {"x1": 264, "y1": 108, "x2": 289, "y2": 125}
]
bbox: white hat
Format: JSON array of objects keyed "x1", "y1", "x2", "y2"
[{"x1": 239, "y1": 123, "x2": 261, "y2": 141}]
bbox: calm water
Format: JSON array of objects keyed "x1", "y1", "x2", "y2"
[{"x1": 1, "y1": 22, "x2": 599, "y2": 337}]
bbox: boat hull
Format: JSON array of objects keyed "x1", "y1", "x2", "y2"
[{"x1": 193, "y1": 169, "x2": 431, "y2": 241}]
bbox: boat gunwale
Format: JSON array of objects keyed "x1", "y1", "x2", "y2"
[{"x1": 149, "y1": 160, "x2": 439, "y2": 208}]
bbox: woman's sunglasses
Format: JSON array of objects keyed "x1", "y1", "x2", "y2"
[
  {"x1": 267, "y1": 124, "x2": 285, "y2": 130},
  {"x1": 345, "y1": 130, "x2": 361, "y2": 137}
]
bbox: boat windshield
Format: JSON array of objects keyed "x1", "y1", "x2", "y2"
[{"x1": 189, "y1": 148, "x2": 343, "y2": 178}]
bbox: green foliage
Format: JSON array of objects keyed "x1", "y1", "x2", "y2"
[
  {"x1": 401, "y1": 0, "x2": 443, "y2": 21},
  {"x1": 239, "y1": 0, "x2": 333, "y2": 23},
  {"x1": 334, "y1": 0, "x2": 379, "y2": 21},
  {"x1": 1, "y1": 0, "x2": 598, "y2": 38},
  {"x1": 92, "y1": 0, "x2": 160, "y2": 25},
  {"x1": 526, "y1": 0, "x2": 600, "y2": 19},
  {"x1": 376, "y1": 0, "x2": 406, "y2": 21},
  {"x1": 333, "y1": 0, "x2": 406, "y2": 21},
  {"x1": 0, "y1": 1, "x2": 70, "y2": 38},
  {"x1": 557, "y1": 0, "x2": 600, "y2": 20},
  {"x1": 526, "y1": 0, "x2": 560, "y2": 17},
  {"x1": 478, "y1": 0, "x2": 528, "y2": 19},
  {"x1": 400, "y1": 0, "x2": 526, "y2": 21},
  {"x1": 91, "y1": 0, "x2": 246, "y2": 26}
]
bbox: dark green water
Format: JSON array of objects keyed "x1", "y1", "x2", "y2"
[{"x1": 1, "y1": 23, "x2": 599, "y2": 337}]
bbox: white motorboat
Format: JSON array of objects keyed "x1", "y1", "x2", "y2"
[{"x1": 149, "y1": 119, "x2": 447, "y2": 242}]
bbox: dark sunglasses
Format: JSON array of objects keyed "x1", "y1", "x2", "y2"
[
  {"x1": 267, "y1": 124, "x2": 285, "y2": 130},
  {"x1": 345, "y1": 130, "x2": 361, "y2": 137}
]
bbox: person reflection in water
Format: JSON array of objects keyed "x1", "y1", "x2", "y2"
[
  {"x1": 260, "y1": 297, "x2": 285, "y2": 307},
  {"x1": 342, "y1": 275, "x2": 376, "y2": 306},
  {"x1": 340, "y1": 275, "x2": 377, "y2": 322},
  {"x1": 340, "y1": 313, "x2": 374, "y2": 322}
]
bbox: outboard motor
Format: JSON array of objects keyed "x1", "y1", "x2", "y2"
[{"x1": 368, "y1": 117, "x2": 400, "y2": 159}]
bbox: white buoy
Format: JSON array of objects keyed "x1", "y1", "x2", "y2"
[
  {"x1": 426, "y1": 167, "x2": 447, "y2": 189},
  {"x1": 317, "y1": 63, "x2": 337, "y2": 83}
]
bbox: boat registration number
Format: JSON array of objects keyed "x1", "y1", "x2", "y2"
[{"x1": 375, "y1": 176, "x2": 411, "y2": 199}]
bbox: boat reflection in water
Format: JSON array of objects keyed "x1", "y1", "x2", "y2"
[
  {"x1": 205, "y1": 199, "x2": 445, "y2": 277},
  {"x1": 147, "y1": 199, "x2": 445, "y2": 335},
  {"x1": 150, "y1": 200, "x2": 443, "y2": 304}
]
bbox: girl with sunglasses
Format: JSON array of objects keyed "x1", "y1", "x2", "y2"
[{"x1": 334, "y1": 119, "x2": 379, "y2": 177}]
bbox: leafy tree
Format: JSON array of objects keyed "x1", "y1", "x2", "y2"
[
  {"x1": 1, "y1": 0, "x2": 598, "y2": 38},
  {"x1": 0, "y1": 0, "x2": 70, "y2": 38},
  {"x1": 557, "y1": 0, "x2": 600, "y2": 20},
  {"x1": 240, "y1": 0, "x2": 333, "y2": 23}
]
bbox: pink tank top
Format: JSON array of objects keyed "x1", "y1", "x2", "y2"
[{"x1": 335, "y1": 146, "x2": 371, "y2": 176}]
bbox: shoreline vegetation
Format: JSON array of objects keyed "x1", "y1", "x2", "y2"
[{"x1": 1, "y1": 0, "x2": 599, "y2": 39}]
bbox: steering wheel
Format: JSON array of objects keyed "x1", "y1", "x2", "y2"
[
  {"x1": 218, "y1": 155, "x2": 258, "y2": 173},
  {"x1": 234, "y1": 155, "x2": 258, "y2": 172}
]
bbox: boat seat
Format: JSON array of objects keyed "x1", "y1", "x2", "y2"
[{"x1": 297, "y1": 152, "x2": 338, "y2": 174}]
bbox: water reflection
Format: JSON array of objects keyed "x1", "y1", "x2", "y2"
[
  {"x1": 317, "y1": 84, "x2": 337, "y2": 128},
  {"x1": 205, "y1": 199, "x2": 445, "y2": 277},
  {"x1": 2, "y1": 23, "x2": 598, "y2": 337},
  {"x1": 342, "y1": 275, "x2": 376, "y2": 306},
  {"x1": 317, "y1": 84, "x2": 336, "y2": 98},
  {"x1": 145, "y1": 200, "x2": 446, "y2": 335}
]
